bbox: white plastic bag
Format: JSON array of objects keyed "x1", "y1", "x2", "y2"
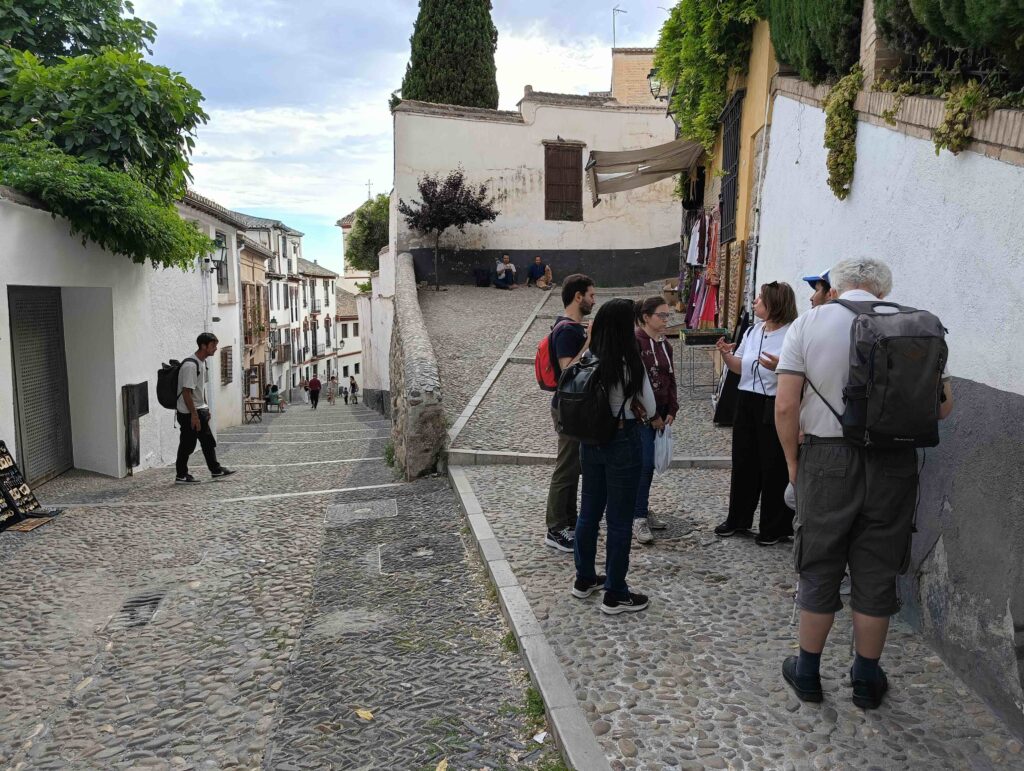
[{"x1": 653, "y1": 423, "x2": 673, "y2": 474}]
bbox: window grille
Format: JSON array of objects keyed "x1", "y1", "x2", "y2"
[
  {"x1": 221, "y1": 346, "x2": 234, "y2": 385},
  {"x1": 719, "y1": 90, "x2": 745, "y2": 245}
]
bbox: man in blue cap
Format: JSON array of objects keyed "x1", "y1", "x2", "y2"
[{"x1": 803, "y1": 268, "x2": 835, "y2": 308}]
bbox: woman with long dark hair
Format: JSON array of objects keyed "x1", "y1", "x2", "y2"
[
  {"x1": 632, "y1": 296, "x2": 679, "y2": 545},
  {"x1": 572, "y1": 298, "x2": 657, "y2": 615},
  {"x1": 714, "y1": 281, "x2": 799, "y2": 545}
]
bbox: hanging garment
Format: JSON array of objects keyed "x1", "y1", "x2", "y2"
[{"x1": 686, "y1": 215, "x2": 703, "y2": 266}]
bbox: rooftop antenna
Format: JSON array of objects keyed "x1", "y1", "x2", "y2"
[{"x1": 612, "y1": 4, "x2": 627, "y2": 48}]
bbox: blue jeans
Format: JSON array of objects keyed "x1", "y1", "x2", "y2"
[
  {"x1": 633, "y1": 422, "x2": 656, "y2": 519},
  {"x1": 574, "y1": 421, "x2": 642, "y2": 595}
]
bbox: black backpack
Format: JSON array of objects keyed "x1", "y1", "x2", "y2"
[
  {"x1": 156, "y1": 358, "x2": 197, "y2": 410},
  {"x1": 809, "y1": 299, "x2": 948, "y2": 448},
  {"x1": 555, "y1": 354, "x2": 622, "y2": 445}
]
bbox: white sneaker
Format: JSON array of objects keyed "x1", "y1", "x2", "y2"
[
  {"x1": 634, "y1": 518, "x2": 654, "y2": 544},
  {"x1": 647, "y1": 511, "x2": 668, "y2": 530}
]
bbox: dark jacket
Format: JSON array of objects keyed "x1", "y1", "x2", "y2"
[{"x1": 636, "y1": 327, "x2": 678, "y2": 418}]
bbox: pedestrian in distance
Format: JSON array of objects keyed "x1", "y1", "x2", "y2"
[
  {"x1": 714, "y1": 281, "x2": 798, "y2": 545},
  {"x1": 308, "y1": 373, "x2": 322, "y2": 409},
  {"x1": 327, "y1": 375, "x2": 338, "y2": 406},
  {"x1": 349, "y1": 376, "x2": 359, "y2": 404},
  {"x1": 342, "y1": 385, "x2": 349, "y2": 405},
  {"x1": 494, "y1": 254, "x2": 518, "y2": 290},
  {"x1": 572, "y1": 298, "x2": 657, "y2": 615},
  {"x1": 632, "y1": 297, "x2": 679, "y2": 545},
  {"x1": 775, "y1": 258, "x2": 954, "y2": 709},
  {"x1": 543, "y1": 273, "x2": 596, "y2": 553},
  {"x1": 174, "y1": 332, "x2": 235, "y2": 484}
]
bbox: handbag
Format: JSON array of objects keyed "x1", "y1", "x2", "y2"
[{"x1": 654, "y1": 423, "x2": 673, "y2": 474}]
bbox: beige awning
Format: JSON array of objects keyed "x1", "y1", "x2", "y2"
[{"x1": 586, "y1": 137, "x2": 704, "y2": 206}]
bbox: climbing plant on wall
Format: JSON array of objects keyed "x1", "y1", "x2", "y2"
[
  {"x1": 653, "y1": 0, "x2": 764, "y2": 152},
  {"x1": 822, "y1": 67, "x2": 863, "y2": 200},
  {"x1": 766, "y1": 0, "x2": 864, "y2": 84}
]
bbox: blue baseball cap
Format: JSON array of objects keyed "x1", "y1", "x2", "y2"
[{"x1": 802, "y1": 268, "x2": 831, "y2": 289}]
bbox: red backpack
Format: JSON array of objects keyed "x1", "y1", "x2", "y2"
[{"x1": 535, "y1": 320, "x2": 581, "y2": 391}]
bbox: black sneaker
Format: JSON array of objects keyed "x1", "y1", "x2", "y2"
[
  {"x1": 851, "y1": 666, "x2": 889, "y2": 710},
  {"x1": 174, "y1": 474, "x2": 200, "y2": 485},
  {"x1": 571, "y1": 574, "x2": 606, "y2": 599},
  {"x1": 211, "y1": 468, "x2": 237, "y2": 480},
  {"x1": 782, "y1": 655, "x2": 823, "y2": 703},
  {"x1": 544, "y1": 528, "x2": 574, "y2": 553},
  {"x1": 755, "y1": 533, "x2": 789, "y2": 546},
  {"x1": 601, "y1": 591, "x2": 649, "y2": 615},
  {"x1": 714, "y1": 522, "x2": 750, "y2": 537}
]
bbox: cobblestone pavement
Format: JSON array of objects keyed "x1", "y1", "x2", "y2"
[
  {"x1": 463, "y1": 465, "x2": 1024, "y2": 770},
  {"x1": 419, "y1": 285, "x2": 544, "y2": 424},
  {"x1": 0, "y1": 404, "x2": 562, "y2": 770}
]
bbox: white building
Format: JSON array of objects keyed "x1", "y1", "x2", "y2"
[
  {"x1": 0, "y1": 186, "x2": 243, "y2": 485},
  {"x1": 334, "y1": 287, "x2": 362, "y2": 385},
  {"x1": 391, "y1": 49, "x2": 681, "y2": 286},
  {"x1": 294, "y1": 258, "x2": 339, "y2": 383},
  {"x1": 336, "y1": 210, "x2": 374, "y2": 294}
]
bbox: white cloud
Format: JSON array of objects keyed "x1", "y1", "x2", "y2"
[{"x1": 496, "y1": 26, "x2": 612, "y2": 109}]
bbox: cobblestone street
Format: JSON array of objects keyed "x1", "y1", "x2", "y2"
[
  {"x1": 0, "y1": 403, "x2": 558, "y2": 770},
  {"x1": 426, "y1": 285, "x2": 1024, "y2": 770}
]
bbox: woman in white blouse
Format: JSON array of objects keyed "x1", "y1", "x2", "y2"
[{"x1": 714, "y1": 282, "x2": 799, "y2": 545}]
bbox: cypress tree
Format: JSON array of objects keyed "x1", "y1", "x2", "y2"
[{"x1": 399, "y1": 0, "x2": 499, "y2": 109}]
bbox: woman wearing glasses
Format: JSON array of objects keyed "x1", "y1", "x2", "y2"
[
  {"x1": 714, "y1": 282, "x2": 799, "y2": 545},
  {"x1": 632, "y1": 297, "x2": 680, "y2": 545}
]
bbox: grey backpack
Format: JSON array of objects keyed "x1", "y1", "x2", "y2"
[{"x1": 809, "y1": 299, "x2": 948, "y2": 448}]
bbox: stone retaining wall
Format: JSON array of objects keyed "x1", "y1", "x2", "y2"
[{"x1": 388, "y1": 253, "x2": 446, "y2": 479}]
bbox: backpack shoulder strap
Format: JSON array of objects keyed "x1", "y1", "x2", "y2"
[{"x1": 804, "y1": 376, "x2": 844, "y2": 427}]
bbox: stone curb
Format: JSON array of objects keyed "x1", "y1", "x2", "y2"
[
  {"x1": 447, "y1": 292, "x2": 551, "y2": 446},
  {"x1": 448, "y1": 465, "x2": 613, "y2": 771},
  {"x1": 449, "y1": 448, "x2": 731, "y2": 469}
]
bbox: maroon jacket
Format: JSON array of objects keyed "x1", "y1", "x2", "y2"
[{"x1": 636, "y1": 327, "x2": 678, "y2": 418}]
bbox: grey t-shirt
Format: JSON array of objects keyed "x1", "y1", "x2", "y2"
[{"x1": 176, "y1": 356, "x2": 208, "y2": 414}]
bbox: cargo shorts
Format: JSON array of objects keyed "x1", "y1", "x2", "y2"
[{"x1": 793, "y1": 437, "x2": 918, "y2": 617}]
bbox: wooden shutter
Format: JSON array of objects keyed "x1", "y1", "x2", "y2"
[
  {"x1": 221, "y1": 346, "x2": 234, "y2": 385},
  {"x1": 545, "y1": 143, "x2": 583, "y2": 221}
]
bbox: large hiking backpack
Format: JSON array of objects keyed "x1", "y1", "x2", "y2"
[
  {"x1": 535, "y1": 320, "x2": 581, "y2": 391},
  {"x1": 812, "y1": 299, "x2": 948, "y2": 448},
  {"x1": 555, "y1": 354, "x2": 622, "y2": 445},
  {"x1": 156, "y1": 358, "x2": 196, "y2": 410}
]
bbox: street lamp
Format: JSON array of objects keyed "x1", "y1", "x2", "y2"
[
  {"x1": 648, "y1": 68, "x2": 664, "y2": 100},
  {"x1": 205, "y1": 235, "x2": 228, "y2": 273}
]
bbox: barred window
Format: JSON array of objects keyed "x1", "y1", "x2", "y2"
[
  {"x1": 220, "y1": 346, "x2": 234, "y2": 385},
  {"x1": 719, "y1": 90, "x2": 745, "y2": 245}
]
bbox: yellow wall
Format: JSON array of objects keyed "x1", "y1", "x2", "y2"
[{"x1": 735, "y1": 21, "x2": 777, "y2": 244}]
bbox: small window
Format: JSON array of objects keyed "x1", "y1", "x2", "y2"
[
  {"x1": 544, "y1": 143, "x2": 583, "y2": 222},
  {"x1": 220, "y1": 346, "x2": 234, "y2": 385},
  {"x1": 341, "y1": 323, "x2": 349, "y2": 339},
  {"x1": 343, "y1": 366, "x2": 349, "y2": 377},
  {"x1": 354, "y1": 363, "x2": 360, "y2": 375},
  {"x1": 353, "y1": 322, "x2": 360, "y2": 336},
  {"x1": 215, "y1": 232, "x2": 230, "y2": 293}
]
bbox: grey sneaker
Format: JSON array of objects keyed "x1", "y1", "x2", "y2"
[
  {"x1": 647, "y1": 511, "x2": 668, "y2": 530},
  {"x1": 634, "y1": 518, "x2": 654, "y2": 544}
]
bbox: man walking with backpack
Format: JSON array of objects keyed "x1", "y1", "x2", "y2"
[
  {"x1": 775, "y1": 258, "x2": 953, "y2": 709},
  {"x1": 542, "y1": 274, "x2": 595, "y2": 552},
  {"x1": 174, "y1": 332, "x2": 235, "y2": 484}
]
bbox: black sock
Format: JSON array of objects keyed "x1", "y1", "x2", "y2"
[
  {"x1": 852, "y1": 653, "x2": 881, "y2": 682},
  {"x1": 796, "y1": 647, "x2": 821, "y2": 678}
]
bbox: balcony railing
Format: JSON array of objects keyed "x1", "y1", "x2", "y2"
[
  {"x1": 315, "y1": 343, "x2": 327, "y2": 358},
  {"x1": 275, "y1": 344, "x2": 291, "y2": 364},
  {"x1": 310, "y1": 300, "x2": 322, "y2": 315}
]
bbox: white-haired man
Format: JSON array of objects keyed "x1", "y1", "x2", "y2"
[{"x1": 774, "y1": 258, "x2": 954, "y2": 709}]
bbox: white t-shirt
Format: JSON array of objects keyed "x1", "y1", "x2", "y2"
[
  {"x1": 776, "y1": 289, "x2": 950, "y2": 438},
  {"x1": 176, "y1": 356, "x2": 208, "y2": 413},
  {"x1": 735, "y1": 320, "x2": 791, "y2": 397}
]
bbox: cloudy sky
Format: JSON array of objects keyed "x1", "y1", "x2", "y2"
[{"x1": 135, "y1": 1, "x2": 669, "y2": 275}]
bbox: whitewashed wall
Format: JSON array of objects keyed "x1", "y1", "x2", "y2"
[
  {"x1": 757, "y1": 95, "x2": 1024, "y2": 397},
  {"x1": 357, "y1": 249, "x2": 395, "y2": 413},
  {"x1": 393, "y1": 100, "x2": 678, "y2": 254},
  {"x1": 0, "y1": 197, "x2": 206, "y2": 478}
]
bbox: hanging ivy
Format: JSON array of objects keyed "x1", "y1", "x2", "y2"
[
  {"x1": 822, "y1": 66, "x2": 863, "y2": 200},
  {"x1": 653, "y1": 0, "x2": 764, "y2": 152}
]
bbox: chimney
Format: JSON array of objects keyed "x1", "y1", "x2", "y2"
[{"x1": 524, "y1": 85, "x2": 533, "y2": 97}]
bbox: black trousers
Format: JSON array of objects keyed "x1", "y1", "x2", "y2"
[
  {"x1": 725, "y1": 390, "x2": 794, "y2": 538},
  {"x1": 176, "y1": 409, "x2": 221, "y2": 477},
  {"x1": 310, "y1": 390, "x2": 320, "y2": 408}
]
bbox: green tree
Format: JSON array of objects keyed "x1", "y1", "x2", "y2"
[
  {"x1": 398, "y1": 168, "x2": 499, "y2": 290},
  {"x1": 653, "y1": 0, "x2": 763, "y2": 151},
  {"x1": 0, "y1": 47, "x2": 208, "y2": 202},
  {"x1": 0, "y1": 0, "x2": 156, "y2": 62},
  {"x1": 345, "y1": 194, "x2": 390, "y2": 273},
  {"x1": 398, "y1": 0, "x2": 499, "y2": 109},
  {"x1": 766, "y1": 0, "x2": 863, "y2": 83}
]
